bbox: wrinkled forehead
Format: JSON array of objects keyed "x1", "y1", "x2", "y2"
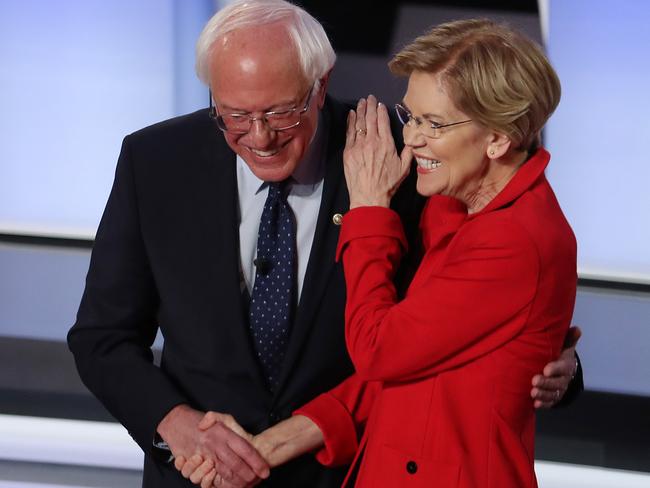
[
  {"x1": 210, "y1": 33, "x2": 309, "y2": 112},
  {"x1": 403, "y1": 71, "x2": 457, "y2": 113},
  {"x1": 213, "y1": 24, "x2": 303, "y2": 78},
  {"x1": 210, "y1": 28, "x2": 306, "y2": 99}
]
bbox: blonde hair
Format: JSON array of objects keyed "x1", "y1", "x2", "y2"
[
  {"x1": 196, "y1": 0, "x2": 335, "y2": 86},
  {"x1": 389, "y1": 19, "x2": 560, "y2": 151}
]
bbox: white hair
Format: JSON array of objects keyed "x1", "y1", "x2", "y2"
[{"x1": 195, "y1": 0, "x2": 336, "y2": 86}]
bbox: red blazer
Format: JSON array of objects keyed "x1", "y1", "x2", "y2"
[{"x1": 296, "y1": 149, "x2": 577, "y2": 487}]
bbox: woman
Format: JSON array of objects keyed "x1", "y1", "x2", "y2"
[
  {"x1": 182, "y1": 18, "x2": 576, "y2": 488},
  {"x1": 305, "y1": 18, "x2": 577, "y2": 487}
]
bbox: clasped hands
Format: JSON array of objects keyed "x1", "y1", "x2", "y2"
[
  {"x1": 176, "y1": 413, "x2": 263, "y2": 487},
  {"x1": 157, "y1": 405, "x2": 269, "y2": 488},
  {"x1": 162, "y1": 406, "x2": 322, "y2": 488}
]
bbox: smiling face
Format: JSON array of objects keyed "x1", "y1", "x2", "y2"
[
  {"x1": 209, "y1": 23, "x2": 327, "y2": 182},
  {"x1": 402, "y1": 71, "x2": 493, "y2": 202}
]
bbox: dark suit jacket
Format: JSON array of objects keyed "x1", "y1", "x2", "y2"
[{"x1": 68, "y1": 96, "x2": 422, "y2": 487}]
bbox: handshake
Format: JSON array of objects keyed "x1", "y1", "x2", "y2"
[{"x1": 157, "y1": 404, "x2": 322, "y2": 488}]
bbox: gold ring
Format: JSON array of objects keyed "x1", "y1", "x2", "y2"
[{"x1": 356, "y1": 128, "x2": 366, "y2": 135}]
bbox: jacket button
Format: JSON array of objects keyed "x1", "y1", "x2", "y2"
[{"x1": 406, "y1": 460, "x2": 418, "y2": 474}]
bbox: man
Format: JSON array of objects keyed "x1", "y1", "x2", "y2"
[{"x1": 68, "y1": 1, "x2": 582, "y2": 487}]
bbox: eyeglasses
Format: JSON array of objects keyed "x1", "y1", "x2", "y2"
[
  {"x1": 394, "y1": 103, "x2": 472, "y2": 138},
  {"x1": 209, "y1": 84, "x2": 315, "y2": 134}
]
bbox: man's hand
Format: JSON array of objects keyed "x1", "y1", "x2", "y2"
[
  {"x1": 157, "y1": 405, "x2": 269, "y2": 486},
  {"x1": 173, "y1": 410, "x2": 265, "y2": 488},
  {"x1": 175, "y1": 454, "x2": 218, "y2": 488},
  {"x1": 175, "y1": 453, "x2": 258, "y2": 488},
  {"x1": 531, "y1": 326, "x2": 582, "y2": 408}
]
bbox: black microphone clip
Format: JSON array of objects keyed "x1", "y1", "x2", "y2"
[{"x1": 253, "y1": 257, "x2": 272, "y2": 276}]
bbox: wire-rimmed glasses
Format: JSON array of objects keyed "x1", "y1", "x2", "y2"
[
  {"x1": 210, "y1": 84, "x2": 315, "y2": 134},
  {"x1": 395, "y1": 103, "x2": 472, "y2": 138}
]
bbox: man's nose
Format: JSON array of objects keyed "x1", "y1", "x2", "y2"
[{"x1": 246, "y1": 118, "x2": 276, "y2": 146}]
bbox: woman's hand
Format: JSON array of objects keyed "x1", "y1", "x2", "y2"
[{"x1": 344, "y1": 95, "x2": 412, "y2": 209}]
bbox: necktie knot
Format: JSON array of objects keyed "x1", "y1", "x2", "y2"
[{"x1": 267, "y1": 180, "x2": 290, "y2": 201}]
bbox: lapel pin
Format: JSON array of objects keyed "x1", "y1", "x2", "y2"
[{"x1": 332, "y1": 213, "x2": 343, "y2": 226}]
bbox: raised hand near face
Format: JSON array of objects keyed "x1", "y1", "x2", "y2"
[{"x1": 343, "y1": 95, "x2": 412, "y2": 209}]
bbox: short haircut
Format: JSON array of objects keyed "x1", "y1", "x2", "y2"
[
  {"x1": 389, "y1": 19, "x2": 561, "y2": 151},
  {"x1": 196, "y1": 0, "x2": 336, "y2": 87}
]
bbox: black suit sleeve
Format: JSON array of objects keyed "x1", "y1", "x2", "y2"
[{"x1": 68, "y1": 136, "x2": 189, "y2": 455}]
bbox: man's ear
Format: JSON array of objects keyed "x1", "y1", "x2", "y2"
[{"x1": 316, "y1": 70, "x2": 332, "y2": 109}]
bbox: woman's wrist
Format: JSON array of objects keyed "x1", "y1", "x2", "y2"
[
  {"x1": 253, "y1": 415, "x2": 324, "y2": 468},
  {"x1": 349, "y1": 196, "x2": 391, "y2": 209}
]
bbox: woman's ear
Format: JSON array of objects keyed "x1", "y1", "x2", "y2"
[{"x1": 486, "y1": 132, "x2": 512, "y2": 159}]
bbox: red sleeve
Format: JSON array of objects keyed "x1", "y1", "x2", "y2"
[
  {"x1": 294, "y1": 374, "x2": 380, "y2": 467},
  {"x1": 337, "y1": 207, "x2": 540, "y2": 382}
]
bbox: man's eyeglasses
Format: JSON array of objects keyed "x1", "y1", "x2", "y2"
[
  {"x1": 394, "y1": 103, "x2": 472, "y2": 139},
  {"x1": 210, "y1": 84, "x2": 315, "y2": 134}
]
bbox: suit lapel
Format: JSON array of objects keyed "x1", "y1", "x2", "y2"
[
  {"x1": 198, "y1": 121, "x2": 270, "y2": 393},
  {"x1": 275, "y1": 97, "x2": 350, "y2": 393}
]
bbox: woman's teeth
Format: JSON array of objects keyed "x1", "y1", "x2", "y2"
[{"x1": 416, "y1": 157, "x2": 442, "y2": 170}]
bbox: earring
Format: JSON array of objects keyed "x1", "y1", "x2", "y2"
[{"x1": 489, "y1": 149, "x2": 495, "y2": 156}]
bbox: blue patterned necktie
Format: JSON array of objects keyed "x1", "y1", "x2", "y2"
[{"x1": 249, "y1": 181, "x2": 296, "y2": 392}]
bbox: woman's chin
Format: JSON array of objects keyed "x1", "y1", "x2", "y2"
[{"x1": 416, "y1": 178, "x2": 446, "y2": 197}]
